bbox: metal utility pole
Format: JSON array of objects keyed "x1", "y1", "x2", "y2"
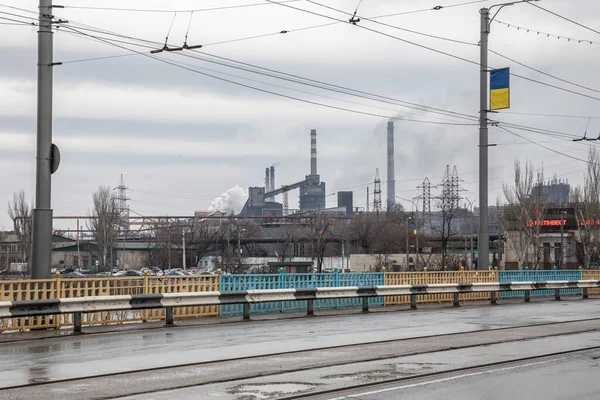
[
  {"x1": 560, "y1": 211, "x2": 566, "y2": 269},
  {"x1": 477, "y1": 1, "x2": 535, "y2": 271},
  {"x1": 182, "y1": 228, "x2": 187, "y2": 271},
  {"x1": 466, "y1": 198, "x2": 476, "y2": 269},
  {"x1": 406, "y1": 216, "x2": 411, "y2": 270},
  {"x1": 31, "y1": 0, "x2": 55, "y2": 279},
  {"x1": 478, "y1": 7, "x2": 490, "y2": 271}
]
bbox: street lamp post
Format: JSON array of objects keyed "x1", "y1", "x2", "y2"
[
  {"x1": 478, "y1": 0, "x2": 538, "y2": 271},
  {"x1": 397, "y1": 196, "x2": 420, "y2": 270},
  {"x1": 466, "y1": 198, "x2": 477, "y2": 269}
]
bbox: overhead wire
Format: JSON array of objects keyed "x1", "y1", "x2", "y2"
[
  {"x1": 304, "y1": 0, "x2": 479, "y2": 46},
  {"x1": 489, "y1": 48, "x2": 600, "y2": 94},
  {"x1": 0, "y1": 15, "x2": 36, "y2": 25},
  {"x1": 59, "y1": 25, "x2": 478, "y2": 126},
  {"x1": 493, "y1": 19, "x2": 599, "y2": 45},
  {"x1": 528, "y1": 2, "x2": 600, "y2": 37},
  {"x1": 264, "y1": 0, "x2": 600, "y2": 103},
  {"x1": 496, "y1": 125, "x2": 596, "y2": 165},
  {"x1": 498, "y1": 111, "x2": 600, "y2": 119},
  {"x1": 60, "y1": 1, "x2": 303, "y2": 13},
  {"x1": 53, "y1": 16, "x2": 481, "y2": 123}
]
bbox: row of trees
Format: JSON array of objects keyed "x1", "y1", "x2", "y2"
[
  {"x1": 500, "y1": 148, "x2": 600, "y2": 269},
  {"x1": 4, "y1": 185, "x2": 472, "y2": 274}
]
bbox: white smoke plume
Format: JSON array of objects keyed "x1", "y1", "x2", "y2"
[{"x1": 209, "y1": 185, "x2": 247, "y2": 214}]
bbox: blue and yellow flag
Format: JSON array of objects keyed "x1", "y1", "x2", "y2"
[{"x1": 490, "y1": 67, "x2": 510, "y2": 110}]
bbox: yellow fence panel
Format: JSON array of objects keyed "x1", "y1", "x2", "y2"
[
  {"x1": 0, "y1": 272, "x2": 219, "y2": 332},
  {"x1": 0, "y1": 279, "x2": 60, "y2": 331},
  {"x1": 582, "y1": 270, "x2": 600, "y2": 295},
  {"x1": 384, "y1": 268, "x2": 498, "y2": 306}
]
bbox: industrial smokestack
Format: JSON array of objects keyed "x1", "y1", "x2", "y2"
[
  {"x1": 265, "y1": 167, "x2": 270, "y2": 193},
  {"x1": 270, "y1": 166, "x2": 275, "y2": 198},
  {"x1": 387, "y1": 120, "x2": 395, "y2": 209},
  {"x1": 311, "y1": 129, "x2": 317, "y2": 175}
]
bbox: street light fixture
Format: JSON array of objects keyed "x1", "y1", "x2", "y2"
[{"x1": 478, "y1": 0, "x2": 539, "y2": 271}]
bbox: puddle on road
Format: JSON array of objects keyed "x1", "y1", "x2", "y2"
[{"x1": 228, "y1": 382, "x2": 316, "y2": 400}]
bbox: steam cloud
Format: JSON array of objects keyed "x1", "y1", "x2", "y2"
[{"x1": 209, "y1": 185, "x2": 247, "y2": 214}]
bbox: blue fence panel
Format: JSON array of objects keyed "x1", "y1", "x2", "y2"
[
  {"x1": 220, "y1": 269, "x2": 384, "y2": 316},
  {"x1": 499, "y1": 268, "x2": 582, "y2": 299}
]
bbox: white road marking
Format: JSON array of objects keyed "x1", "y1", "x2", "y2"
[{"x1": 329, "y1": 357, "x2": 567, "y2": 399}]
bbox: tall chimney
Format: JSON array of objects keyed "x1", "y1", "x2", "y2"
[
  {"x1": 311, "y1": 129, "x2": 317, "y2": 175},
  {"x1": 265, "y1": 167, "x2": 270, "y2": 193},
  {"x1": 387, "y1": 120, "x2": 395, "y2": 209},
  {"x1": 270, "y1": 166, "x2": 275, "y2": 198}
]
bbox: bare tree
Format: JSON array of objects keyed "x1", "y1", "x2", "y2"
[
  {"x1": 87, "y1": 186, "x2": 119, "y2": 271},
  {"x1": 432, "y1": 197, "x2": 461, "y2": 270},
  {"x1": 371, "y1": 210, "x2": 405, "y2": 271},
  {"x1": 275, "y1": 224, "x2": 295, "y2": 262},
  {"x1": 7, "y1": 190, "x2": 32, "y2": 269},
  {"x1": 188, "y1": 218, "x2": 219, "y2": 267},
  {"x1": 304, "y1": 213, "x2": 338, "y2": 273},
  {"x1": 500, "y1": 160, "x2": 546, "y2": 270},
  {"x1": 573, "y1": 148, "x2": 600, "y2": 268},
  {"x1": 349, "y1": 213, "x2": 378, "y2": 254}
]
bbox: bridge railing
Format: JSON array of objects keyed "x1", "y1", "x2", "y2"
[
  {"x1": 0, "y1": 273, "x2": 219, "y2": 332},
  {"x1": 1, "y1": 269, "x2": 599, "y2": 332},
  {"x1": 220, "y1": 269, "x2": 384, "y2": 315},
  {"x1": 498, "y1": 268, "x2": 582, "y2": 299},
  {"x1": 1, "y1": 279, "x2": 598, "y2": 334},
  {"x1": 384, "y1": 268, "x2": 498, "y2": 305}
]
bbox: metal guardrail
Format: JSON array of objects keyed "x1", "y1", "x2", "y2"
[{"x1": 1, "y1": 279, "x2": 598, "y2": 334}]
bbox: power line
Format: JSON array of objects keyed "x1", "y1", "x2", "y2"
[
  {"x1": 494, "y1": 19, "x2": 599, "y2": 45},
  {"x1": 54, "y1": 18, "x2": 480, "y2": 123},
  {"x1": 369, "y1": 0, "x2": 491, "y2": 18},
  {"x1": 58, "y1": 27, "x2": 477, "y2": 123},
  {"x1": 0, "y1": 10, "x2": 38, "y2": 21},
  {"x1": 305, "y1": 0, "x2": 478, "y2": 46},
  {"x1": 528, "y1": 2, "x2": 600, "y2": 37},
  {"x1": 60, "y1": 0, "x2": 303, "y2": 13},
  {"x1": 496, "y1": 126, "x2": 595, "y2": 165},
  {"x1": 60, "y1": 25, "x2": 478, "y2": 126},
  {"x1": 0, "y1": 4, "x2": 37, "y2": 15},
  {"x1": 498, "y1": 111, "x2": 600, "y2": 119},
  {"x1": 489, "y1": 48, "x2": 600, "y2": 94},
  {"x1": 0, "y1": 15, "x2": 36, "y2": 25},
  {"x1": 263, "y1": 0, "x2": 600, "y2": 104}
]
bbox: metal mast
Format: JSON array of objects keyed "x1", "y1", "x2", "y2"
[
  {"x1": 31, "y1": 0, "x2": 55, "y2": 279},
  {"x1": 373, "y1": 169, "x2": 382, "y2": 214},
  {"x1": 115, "y1": 174, "x2": 130, "y2": 232}
]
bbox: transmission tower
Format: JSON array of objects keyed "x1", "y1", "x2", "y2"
[
  {"x1": 440, "y1": 165, "x2": 453, "y2": 211},
  {"x1": 418, "y1": 177, "x2": 432, "y2": 215},
  {"x1": 373, "y1": 169, "x2": 382, "y2": 213},
  {"x1": 366, "y1": 186, "x2": 370, "y2": 212},
  {"x1": 115, "y1": 174, "x2": 130, "y2": 231},
  {"x1": 451, "y1": 166, "x2": 461, "y2": 210},
  {"x1": 438, "y1": 166, "x2": 462, "y2": 212}
]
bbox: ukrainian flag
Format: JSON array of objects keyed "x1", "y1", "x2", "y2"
[{"x1": 490, "y1": 67, "x2": 510, "y2": 110}]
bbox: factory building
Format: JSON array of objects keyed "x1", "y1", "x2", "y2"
[{"x1": 240, "y1": 129, "x2": 328, "y2": 217}]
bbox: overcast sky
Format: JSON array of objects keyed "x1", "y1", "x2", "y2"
[{"x1": 1, "y1": 0, "x2": 600, "y2": 231}]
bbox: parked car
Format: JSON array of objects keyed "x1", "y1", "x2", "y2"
[
  {"x1": 123, "y1": 270, "x2": 143, "y2": 277},
  {"x1": 113, "y1": 270, "x2": 143, "y2": 277},
  {"x1": 61, "y1": 271, "x2": 86, "y2": 278},
  {"x1": 165, "y1": 270, "x2": 186, "y2": 276}
]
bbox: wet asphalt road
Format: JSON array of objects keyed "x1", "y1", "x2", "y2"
[
  {"x1": 323, "y1": 349, "x2": 600, "y2": 400},
  {"x1": 1, "y1": 300, "x2": 599, "y2": 399}
]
